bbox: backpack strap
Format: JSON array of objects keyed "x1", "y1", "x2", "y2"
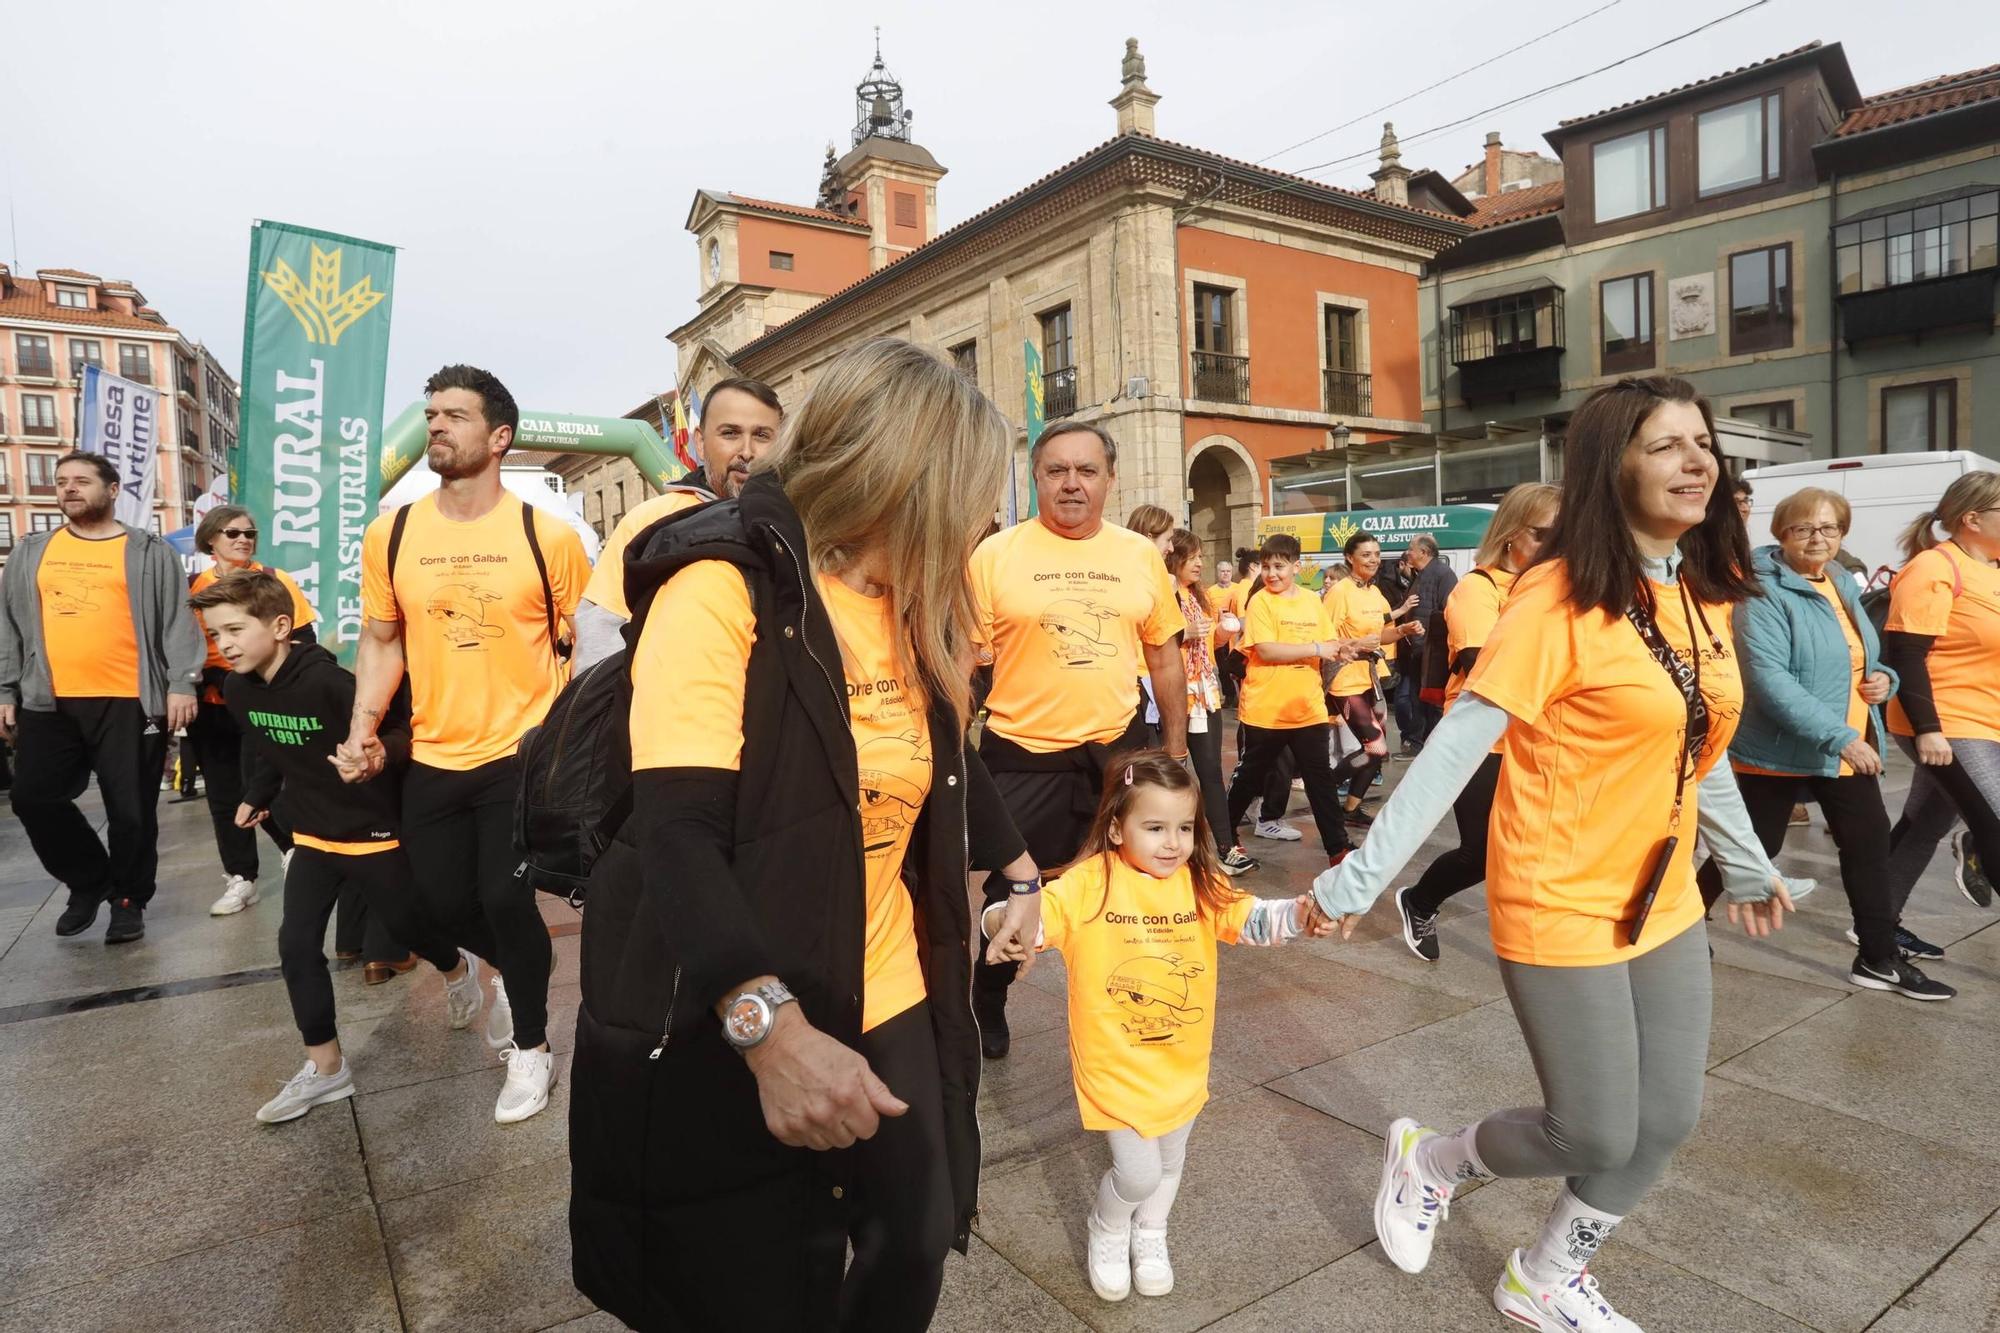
[
  {"x1": 520, "y1": 499, "x2": 563, "y2": 661},
  {"x1": 385, "y1": 503, "x2": 412, "y2": 607}
]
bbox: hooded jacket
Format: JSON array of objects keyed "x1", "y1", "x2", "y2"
[
  {"x1": 0, "y1": 522, "x2": 204, "y2": 715},
  {"x1": 568, "y1": 473, "x2": 1026, "y2": 1330}
]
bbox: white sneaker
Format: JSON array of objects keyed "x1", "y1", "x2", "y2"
[
  {"x1": 1253, "y1": 820, "x2": 1302, "y2": 842},
  {"x1": 1086, "y1": 1211, "x2": 1131, "y2": 1302},
  {"x1": 494, "y1": 1042, "x2": 557, "y2": 1123},
  {"x1": 209, "y1": 874, "x2": 260, "y2": 916},
  {"x1": 1375, "y1": 1117, "x2": 1453, "y2": 1274},
  {"x1": 444, "y1": 950, "x2": 484, "y2": 1030},
  {"x1": 1493, "y1": 1249, "x2": 1643, "y2": 1331},
  {"x1": 1130, "y1": 1226, "x2": 1173, "y2": 1296},
  {"x1": 485, "y1": 974, "x2": 515, "y2": 1051},
  {"x1": 281, "y1": 848, "x2": 294, "y2": 881},
  {"x1": 255, "y1": 1058, "x2": 354, "y2": 1123}
]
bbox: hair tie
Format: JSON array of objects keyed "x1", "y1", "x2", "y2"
[{"x1": 1123, "y1": 765, "x2": 1135, "y2": 787}]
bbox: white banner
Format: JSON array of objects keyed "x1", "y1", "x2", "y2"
[{"x1": 78, "y1": 364, "x2": 159, "y2": 527}]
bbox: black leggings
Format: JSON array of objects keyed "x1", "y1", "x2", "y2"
[
  {"x1": 1696, "y1": 770, "x2": 1900, "y2": 963},
  {"x1": 1404, "y1": 753, "x2": 1501, "y2": 919},
  {"x1": 1227, "y1": 722, "x2": 1351, "y2": 857},
  {"x1": 11, "y1": 698, "x2": 167, "y2": 905},
  {"x1": 1185, "y1": 721, "x2": 1232, "y2": 852},
  {"x1": 186, "y1": 700, "x2": 291, "y2": 880},
  {"x1": 402, "y1": 757, "x2": 551, "y2": 1048},
  {"x1": 1336, "y1": 693, "x2": 1386, "y2": 800},
  {"x1": 279, "y1": 845, "x2": 460, "y2": 1046}
]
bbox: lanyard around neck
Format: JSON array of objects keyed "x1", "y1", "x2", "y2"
[{"x1": 1624, "y1": 575, "x2": 1720, "y2": 830}]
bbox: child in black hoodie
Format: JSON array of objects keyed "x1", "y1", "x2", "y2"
[{"x1": 190, "y1": 570, "x2": 487, "y2": 1124}]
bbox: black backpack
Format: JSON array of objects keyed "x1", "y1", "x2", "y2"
[{"x1": 511, "y1": 488, "x2": 731, "y2": 904}]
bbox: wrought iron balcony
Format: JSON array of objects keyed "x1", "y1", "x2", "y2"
[
  {"x1": 1190, "y1": 350, "x2": 1250, "y2": 404},
  {"x1": 1838, "y1": 270, "x2": 1997, "y2": 346},
  {"x1": 120, "y1": 364, "x2": 153, "y2": 385},
  {"x1": 1323, "y1": 368, "x2": 1372, "y2": 417},
  {"x1": 16, "y1": 354, "x2": 54, "y2": 379},
  {"x1": 1042, "y1": 365, "x2": 1078, "y2": 420}
]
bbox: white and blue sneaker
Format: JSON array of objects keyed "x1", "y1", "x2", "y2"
[
  {"x1": 1493, "y1": 1249, "x2": 1642, "y2": 1331},
  {"x1": 255, "y1": 1058, "x2": 355, "y2": 1124},
  {"x1": 1374, "y1": 1117, "x2": 1453, "y2": 1274}
]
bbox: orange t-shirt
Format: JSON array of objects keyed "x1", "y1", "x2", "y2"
[
  {"x1": 37, "y1": 529, "x2": 139, "y2": 699},
  {"x1": 1737, "y1": 575, "x2": 1868, "y2": 778},
  {"x1": 1442, "y1": 567, "x2": 1515, "y2": 712},
  {"x1": 1322, "y1": 577, "x2": 1391, "y2": 697},
  {"x1": 1238, "y1": 585, "x2": 1334, "y2": 729},
  {"x1": 1885, "y1": 544, "x2": 2000, "y2": 743},
  {"x1": 191, "y1": 562, "x2": 317, "y2": 678},
  {"x1": 970, "y1": 520, "x2": 1185, "y2": 753},
  {"x1": 361, "y1": 495, "x2": 588, "y2": 770},
  {"x1": 1464, "y1": 560, "x2": 1743, "y2": 967},
  {"x1": 628, "y1": 560, "x2": 929, "y2": 1032},
  {"x1": 1037, "y1": 854, "x2": 1254, "y2": 1137},
  {"x1": 582, "y1": 489, "x2": 706, "y2": 620}
]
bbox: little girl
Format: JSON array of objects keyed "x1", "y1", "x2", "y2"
[{"x1": 985, "y1": 748, "x2": 1330, "y2": 1302}]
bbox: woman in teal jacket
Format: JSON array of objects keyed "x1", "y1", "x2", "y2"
[{"x1": 1711, "y1": 486, "x2": 1952, "y2": 999}]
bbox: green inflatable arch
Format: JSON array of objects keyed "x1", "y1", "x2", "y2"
[{"x1": 379, "y1": 401, "x2": 688, "y2": 494}]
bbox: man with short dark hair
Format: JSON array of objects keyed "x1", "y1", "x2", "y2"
[
  {"x1": 967, "y1": 420, "x2": 1188, "y2": 1057},
  {"x1": 341, "y1": 366, "x2": 589, "y2": 1123},
  {"x1": 572, "y1": 377, "x2": 784, "y2": 668},
  {"x1": 0, "y1": 451, "x2": 205, "y2": 943}
]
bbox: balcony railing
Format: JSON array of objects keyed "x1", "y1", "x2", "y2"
[
  {"x1": 1042, "y1": 365, "x2": 1078, "y2": 420},
  {"x1": 16, "y1": 355, "x2": 54, "y2": 379},
  {"x1": 120, "y1": 364, "x2": 153, "y2": 385},
  {"x1": 1838, "y1": 270, "x2": 1997, "y2": 346},
  {"x1": 71, "y1": 359, "x2": 101, "y2": 380},
  {"x1": 23, "y1": 420, "x2": 58, "y2": 438},
  {"x1": 1323, "y1": 368, "x2": 1373, "y2": 417},
  {"x1": 1190, "y1": 350, "x2": 1250, "y2": 404}
]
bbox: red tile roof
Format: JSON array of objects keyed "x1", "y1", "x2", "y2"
[
  {"x1": 1833, "y1": 63, "x2": 2000, "y2": 138},
  {"x1": 725, "y1": 194, "x2": 869, "y2": 229},
  {"x1": 0, "y1": 282, "x2": 176, "y2": 333},
  {"x1": 1467, "y1": 180, "x2": 1566, "y2": 229},
  {"x1": 37, "y1": 268, "x2": 101, "y2": 281},
  {"x1": 1557, "y1": 42, "x2": 1826, "y2": 129}
]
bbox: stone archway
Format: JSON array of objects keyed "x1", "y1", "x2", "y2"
[{"x1": 1187, "y1": 435, "x2": 1258, "y2": 574}]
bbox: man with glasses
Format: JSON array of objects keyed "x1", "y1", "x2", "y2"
[{"x1": 0, "y1": 452, "x2": 205, "y2": 943}]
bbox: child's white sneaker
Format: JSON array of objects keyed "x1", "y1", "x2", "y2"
[
  {"x1": 444, "y1": 950, "x2": 483, "y2": 1029},
  {"x1": 1086, "y1": 1211, "x2": 1132, "y2": 1302},
  {"x1": 1130, "y1": 1226, "x2": 1173, "y2": 1296},
  {"x1": 484, "y1": 974, "x2": 514, "y2": 1051},
  {"x1": 494, "y1": 1042, "x2": 557, "y2": 1124},
  {"x1": 1492, "y1": 1249, "x2": 1643, "y2": 1332},
  {"x1": 210, "y1": 874, "x2": 259, "y2": 916}
]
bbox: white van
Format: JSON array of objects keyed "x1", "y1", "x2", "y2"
[{"x1": 1741, "y1": 451, "x2": 2000, "y2": 586}]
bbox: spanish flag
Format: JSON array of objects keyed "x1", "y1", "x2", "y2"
[{"x1": 669, "y1": 394, "x2": 695, "y2": 472}]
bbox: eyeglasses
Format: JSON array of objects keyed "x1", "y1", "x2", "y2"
[
  {"x1": 219, "y1": 527, "x2": 258, "y2": 541},
  {"x1": 1782, "y1": 523, "x2": 1844, "y2": 540}
]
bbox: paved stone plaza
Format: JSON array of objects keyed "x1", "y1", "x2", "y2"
[{"x1": 2, "y1": 754, "x2": 1996, "y2": 1332}]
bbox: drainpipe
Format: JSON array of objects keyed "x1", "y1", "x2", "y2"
[
  {"x1": 1827, "y1": 171, "x2": 1841, "y2": 458},
  {"x1": 1433, "y1": 272, "x2": 1449, "y2": 435}
]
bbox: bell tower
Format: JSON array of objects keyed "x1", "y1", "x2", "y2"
[{"x1": 825, "y1": 32, "x2": 947, "y2": 272}]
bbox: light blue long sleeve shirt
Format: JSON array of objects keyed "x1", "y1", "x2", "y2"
[{"x1": 1312, "y1": 554, "x2": 1791, "y2": 921}]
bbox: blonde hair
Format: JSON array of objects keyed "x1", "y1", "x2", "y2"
[
  {"x1": 761, "y1": 338, "x2": 1010, "y2": 731},
  {"x1": 1900, "y1": 472, "x2": 2000, "y2": 561},
  {"x1": 1474, "y1": 482, "x2": 1561, "y2": 568},
  {"x1": 1125, "y1": 504, "x2": 1176, "y2": 542},
  {"x1": 1770, "y1": 486, "x2": 1850, "y2": 540}
]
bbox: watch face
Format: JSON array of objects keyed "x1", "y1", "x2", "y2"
[
  {"x1": 724, "y1": 993, "x2": 768, "y2": 1045},
  {"x1": 708, "y1": 240, "x2": 721, "y2": 282}
]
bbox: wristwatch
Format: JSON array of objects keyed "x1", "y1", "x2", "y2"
[
  {"x1": 721, "y1": 980, "x2": 797, "y2": 1051},
  {"x1": 1003, "y1": 876, "x2": 1042, "y2": 897}
]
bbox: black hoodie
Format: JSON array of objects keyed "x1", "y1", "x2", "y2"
[{"x1": 225, "y1": 643, "x2": 411, "y2": 847}]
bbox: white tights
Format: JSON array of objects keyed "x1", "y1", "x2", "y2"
[{"x1": 1093, "y1": 1118, "x2": 1195, "y2": 1232}]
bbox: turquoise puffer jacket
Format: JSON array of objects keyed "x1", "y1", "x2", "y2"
[{"x1": 1729, "y1": 545, "x2": 1897, "y2": 778}]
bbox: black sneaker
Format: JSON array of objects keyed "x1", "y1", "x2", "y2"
[
  {"x1": 1220, "y1": 846, "x2": 1260, "y2": 877},
  {"x1": 1849, "y1": 953, "x2": 1955, "y2": 1001},
  {"x1": 105, "y1": 898, "x2": 145, "y2": 945},
  {"x1": 1394, "y1": 743, "x2": 1422, "y2": 763},
  {"x1": 1395, "y1": 885, "x2": 1440, "y2": 963},
  {"x1": 1953, "y1": 831, "x2": 1994, "y2": 909},
  {"x1": 971, "y1": 984, "x2": 1010, "y2": 1060},
  {"x1": 55, "y1": 893, "x2": 102, "y2": 937},
  {"x1": 1344, "y1": 804, "x2": 1375, "y2": 828},
  {"x1": 1845, "y1": 926, "x2": 1944, "y2": 961}
]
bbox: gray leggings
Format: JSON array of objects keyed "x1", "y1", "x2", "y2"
[
  {"x1": 1475, "y1": 918, "x2": 1711, "y2": 1216},
  {"x1": 1884, "y1": 735, "x2": 2000, "y2": 916}
]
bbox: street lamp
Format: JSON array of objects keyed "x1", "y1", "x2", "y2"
[{"x1": 1332, "y1": 423, "x2": 1351, "y2": 451}]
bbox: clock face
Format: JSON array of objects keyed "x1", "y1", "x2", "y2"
[{"x1": 708, "y1": 240, "x2": 721, "y2": 282}]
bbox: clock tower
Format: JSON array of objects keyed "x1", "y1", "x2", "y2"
[{"x1": 817, "y1": 35, "x2": 947, "y2": 272}]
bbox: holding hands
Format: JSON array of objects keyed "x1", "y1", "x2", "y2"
[{"x1": 332, "y1": 733, "x2": 388, "y2": 782}]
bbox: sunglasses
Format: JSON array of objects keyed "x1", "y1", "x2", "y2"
[{"x1": 219, "y1": 527, "x2": 259, "y2": 541}]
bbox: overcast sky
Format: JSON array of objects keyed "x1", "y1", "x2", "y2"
[{"x1": 4, "y1": 0, "x2": 1980, "y2": 420}]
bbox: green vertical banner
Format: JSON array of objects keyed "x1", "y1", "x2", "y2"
[
  {"x1": 234, "y1": 222, "x2": 396, "y2": 665},
  {"x1": 1022, "y1": 339, "x2": 1044, "y2": 520}
]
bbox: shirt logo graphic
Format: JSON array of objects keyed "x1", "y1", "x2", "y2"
[
  {"x1": 1038, "y1": 598, "x2": 1120, "y2": 666},
  {"x1": 1105, "y1": 952, "x2": 1207, "y2": 1042},
  {"x1": 426, "y1": 584, "x2": 506, "y2": 648},
  {"x1": 42, "y1": 583, "x2": 102, "y2": 617},
  {"x1": 856, "y1": 730, "x2": 930, "y2": 855}
]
